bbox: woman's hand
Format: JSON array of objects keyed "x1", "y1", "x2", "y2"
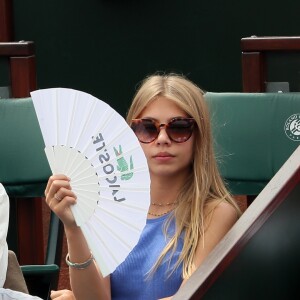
[
  {"x1": 50, "y1": 289, "x2": 75, "y2": 299},
  {"x1": 44, "y1": 174, "x2": 77, "y2": 228}
]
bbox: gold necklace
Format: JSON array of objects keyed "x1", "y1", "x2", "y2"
[
  {"x1": 150, "y1": 201, "x2": 178, "y2": 206},
  {"x1": 148, "y1": 208, "x2": 175, "y2": 217}
]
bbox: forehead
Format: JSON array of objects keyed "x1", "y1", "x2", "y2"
[{"x1": 139, "y1": 96, "x2": 187, "y2": 120}]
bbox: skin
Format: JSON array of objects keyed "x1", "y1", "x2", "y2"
[
  {"x1": 139, "y1": 97, "x2": 195, "y2": 218},
  {"x1": 46, "y1": 96, "x2": 238, "y2": 300}
]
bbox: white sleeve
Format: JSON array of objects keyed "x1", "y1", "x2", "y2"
[
  {"x1": 0, "y1": 184, "x2": 9, "y2": 288},
  {"x1": 0, "y1": 288, "x2": 43, "y2": 300}
]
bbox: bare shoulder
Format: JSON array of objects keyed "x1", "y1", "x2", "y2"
[
  {"x1": 193, "y1": 200, "x2": 239, "y2": 268},
  {"x1": 213, "y1": 200, "x2": 238, "y2": 216},
  {"x1": 205, "y1": 200, "x2": 239, "y2": 229}
]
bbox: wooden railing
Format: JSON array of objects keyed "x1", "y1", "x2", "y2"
[
  {"x1": 173, "y1": 146, "x2": 300, "y2": 299},
  {"x1": 0, "y1": 41, "x2": 37, "y2": 97},
  {"x1": 241, "y1": 36, "x2": 300, "y2": 92}
]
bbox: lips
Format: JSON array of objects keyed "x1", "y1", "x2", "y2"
[{"x1": 153, "y1": 152, "x2": 175, "y2": 158}]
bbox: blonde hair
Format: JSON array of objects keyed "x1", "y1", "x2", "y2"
[{"x1": 126, "y1": 73, "x2": 241, "y2": 279}]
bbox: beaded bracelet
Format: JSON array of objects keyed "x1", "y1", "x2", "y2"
[{"x1": 65, "y1": 253, "x2": 94, "y2": 270}]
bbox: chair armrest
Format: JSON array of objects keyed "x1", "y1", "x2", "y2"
[{"x1": 21, "y1": 264, "x2": 59, "y2": 275}]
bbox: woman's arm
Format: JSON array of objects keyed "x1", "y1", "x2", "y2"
[
  {"x1": 65, "y1": 226, "x2": 111, "y2": 300},
  {"x1": 192, "y1": 201, "x2": 238, "y2": 269},
  {"x1": 45, "y1": 175, "x2": 111, "y2": 300},
  {"x1": 160, "y1": 201, "x2": 238, "y2": 300}
]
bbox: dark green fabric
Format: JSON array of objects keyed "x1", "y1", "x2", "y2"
[
  {"x1": 0, "y1": 98, "x2": 51, "y2": 197},
  {"x1": 0, "y1": 98, "x2": 62, "y2": 300},
  {"x1": 205, "y1": 92, "x2": 300, "y2": 195}
]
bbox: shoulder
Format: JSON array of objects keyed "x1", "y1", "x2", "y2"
[
  {"x1": 205, "y1": 198, "x2": 238, "y2": 216},
  {"x1": 192, "y1": 200, "x2": 239, "y2": 268},
  {"x1": 208, "y1": 200, "x2": 238, "y2": 217},
  {"x1": 204, "y1": 200, "x2": 239, "y2": 233}
]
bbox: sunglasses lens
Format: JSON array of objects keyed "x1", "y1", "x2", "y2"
[
  {"x1": 131, "y1": 119, "x2": 158, "y2": 143},
  {"x1": 167, "y1": 119, "x2": 194, "y2": 143},
  {"x1": 131, "y1": 118, "x2": 195, "y2": 143}
]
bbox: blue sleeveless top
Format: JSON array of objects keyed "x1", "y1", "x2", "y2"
[{"x1": 110, "y1": 213, "x2": 184, "y2": 300}]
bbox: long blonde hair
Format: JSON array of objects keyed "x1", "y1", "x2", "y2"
[{"x1": 126, "y1": 73, "x2": 241, "y2": 279}]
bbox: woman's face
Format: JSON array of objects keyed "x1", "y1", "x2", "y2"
[{"x1": 136, "y1": 96, "x2": 195, "y2": 179}]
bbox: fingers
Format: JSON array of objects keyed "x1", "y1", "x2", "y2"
[
  {"x1": 44, "y1": 175, "x2": 78, "y2": 227},
  {"x1": 48, "y1": 193, "x2": 77, "y2": 211},
  {"x1": 45, "y1": 175, "x2": 75, "y2": 205},
  {"x1": 50, "y1": 289, "x2": 75, "y2": 300},
  {"x1": 54, "y1": 193, "x2": 63, "y2": 201},
  {"x1": 45, "y1": 174, "x2": 70, "y2": 197}
]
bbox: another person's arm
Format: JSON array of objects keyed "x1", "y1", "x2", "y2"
[{"x1": 0, "y1": 183, "x2": 9, "y2": 288}]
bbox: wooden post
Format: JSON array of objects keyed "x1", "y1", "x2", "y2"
[
  {"x1": 15, "y1": 198, "x2": 44, "y2": 264},
  {"x1": 0, "y1": 0, "x2": 13, "y2": 42},
  {"x1": 241, "y1": 52, "x2": 265, "y2": 92},
  {"x1": 10, "y1": 55, "x2": 37, "y2": 97}
]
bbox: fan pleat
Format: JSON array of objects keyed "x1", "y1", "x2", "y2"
[
  {"x1": 81, "y1": 224, "x2": 119, "y2": 276},
  {"x1": 98, "y1": 194, "x2": 149, "y2": 211}
]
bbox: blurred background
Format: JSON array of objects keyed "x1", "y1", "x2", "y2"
[{"x1": 2, "y1": 0, "x2": 299, "y2": 116}]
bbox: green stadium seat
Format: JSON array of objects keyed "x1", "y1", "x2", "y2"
[
  {"x1": 0, "y1": 97, "x2": 63, "y2": 300},
  {"x1": 205, "y1": 92, "x2": 300, "y2": 200}
]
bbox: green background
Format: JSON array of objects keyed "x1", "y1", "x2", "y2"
[{"x1": 9, "y1": 0, "x2": 300, "y2": 116}]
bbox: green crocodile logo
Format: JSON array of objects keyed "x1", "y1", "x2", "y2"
[{"x1": 114, "y1": 145, "x2": 134, "y2": 180}]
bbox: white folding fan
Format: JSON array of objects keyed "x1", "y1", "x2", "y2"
[{"x1": 31, "y1": 88, "x2": 151, "y2": 277}]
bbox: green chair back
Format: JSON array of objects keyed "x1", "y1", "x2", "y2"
[
  {"x1": 0, "y1": 97, "x2": 62, "y2": 300},
  {"x1": 0, "y1": 98, "x2": 51, "y2": 196},
  {"x1": 205, "y1": 92, "x2": 300, "y2": 195}
]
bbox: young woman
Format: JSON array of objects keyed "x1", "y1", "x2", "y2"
[{"x1": 47, "y1": 73, "x2": 241, "y2": 300}]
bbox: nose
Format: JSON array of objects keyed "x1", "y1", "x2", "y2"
[{"x1": 155, "y1": 125, "x2": 171, "y2": 145}]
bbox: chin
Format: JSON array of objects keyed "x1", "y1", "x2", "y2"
[{"x1": 150, "y1": 166, "x2": 179, "y2": 177}]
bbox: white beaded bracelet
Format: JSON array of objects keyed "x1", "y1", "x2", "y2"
[{"x1": 65, "y1": 253, "x2": 94, "y2": 270}]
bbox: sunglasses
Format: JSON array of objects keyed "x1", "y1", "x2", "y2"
[{"x1": 131, "y1": 117, "x2": 195, "y2": 143}]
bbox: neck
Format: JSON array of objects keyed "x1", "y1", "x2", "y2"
[
  {"x1": 149, "y1": 172, "x2": 186, "y2": 205},
  {"x1": 147, "y1": 169, "x2": 190, "y2": 218}
]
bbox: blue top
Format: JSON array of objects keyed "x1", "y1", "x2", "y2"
[{"x1": 110, "y1": 213, "x2": 184, "y2": 300}]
